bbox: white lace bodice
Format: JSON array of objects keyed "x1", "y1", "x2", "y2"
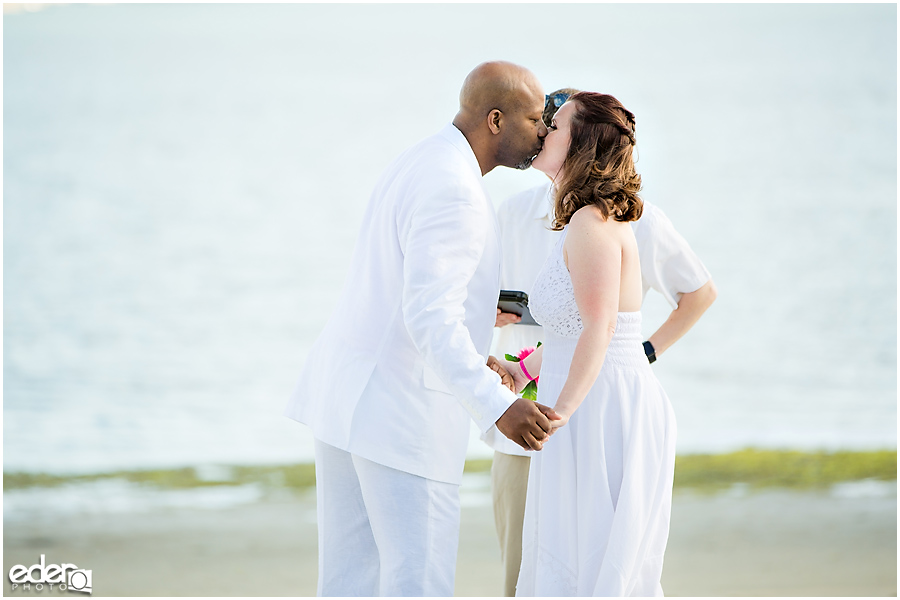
[{"x1": 529, "y1": 228, "x2": 584, "y2": 338}]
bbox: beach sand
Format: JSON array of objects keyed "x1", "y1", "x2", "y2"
[{"x1": 3, "y1": 481, "x2": 896, "y2": 597}]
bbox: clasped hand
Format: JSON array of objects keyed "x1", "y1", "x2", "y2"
[{"x1": 486, "y1": 355, "x2": 567, "y2": 451}]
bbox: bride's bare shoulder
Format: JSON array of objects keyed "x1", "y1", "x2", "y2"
[
  {"x1": 568, "y1": 205, "x2": 607, "y2": 229},
  {"x1": 568, "y1": 205, "x2": 627, "y2": 234}
]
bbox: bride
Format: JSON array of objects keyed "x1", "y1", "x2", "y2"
[{"x1": 501, "y1": 92, "x2": 677, "y2": 596}]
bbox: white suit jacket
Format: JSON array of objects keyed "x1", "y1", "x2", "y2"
[{"x1": 285, "y1": 123, "x2": 518, "y2": 485}]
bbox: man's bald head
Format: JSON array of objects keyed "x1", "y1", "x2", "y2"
[
  {"x1": 453, "y1": 61, "x2": 547, "y2": 175},
  {"x1": 456, "y1": 61, "x2": 542, "y2": 124}
]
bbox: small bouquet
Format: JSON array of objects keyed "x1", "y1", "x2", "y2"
[{"x1": 505, "y1": 342, "x2": 541, "y2": 401}]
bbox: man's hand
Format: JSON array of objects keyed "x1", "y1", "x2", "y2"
[
  {"x1": 487, "y1": 355, "x2": 516, "y2": 393},
  {"x1": 495, "y1": 398, "x2": 562, "y2": 451},
  {"x1": 495, "y1": 308, "x2": 522, "y2": 327}
]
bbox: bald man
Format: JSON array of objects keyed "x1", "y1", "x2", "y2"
[{"x1": 285, "y1": 61, "x2": 557, "y2": 596}]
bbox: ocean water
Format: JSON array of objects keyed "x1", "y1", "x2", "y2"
[{"x1": 4, "y1": 3, "x2": 896, "y2": 475}]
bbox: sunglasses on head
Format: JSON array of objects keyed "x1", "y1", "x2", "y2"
[{"x1": 545, "y1": 92, "x2": 570, "y2": 109}]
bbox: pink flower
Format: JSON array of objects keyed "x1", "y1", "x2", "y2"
[
  {"x1": 516, "y1": 346, "x2": 536, "y2": 361},
  {"x1": 516, "y1": 346, "x2": 539, "y2": 384}
]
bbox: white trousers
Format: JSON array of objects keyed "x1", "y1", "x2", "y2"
[{"x1": 314, "y1": 439, "x2": 461, "y2": 597}]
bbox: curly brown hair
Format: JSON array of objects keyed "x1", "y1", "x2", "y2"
[{"x1": 551, "y1": 92, "x2": 643, "y2": 230}]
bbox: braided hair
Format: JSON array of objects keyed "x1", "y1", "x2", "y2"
[{"x1": 551, "y1": 92, "x2": 643, "y2": 230}]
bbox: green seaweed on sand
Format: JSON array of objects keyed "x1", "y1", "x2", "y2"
[
  {"x1": 673, "y1": 448, "x2": 897, "y2": 491},
  {"x1": 4, "y1": 449, "x2": 895, "y2": 492}
]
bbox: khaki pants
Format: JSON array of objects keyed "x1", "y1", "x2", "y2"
[{"x1": 491, "y1": 451, "x2": 531, "y2": 597}]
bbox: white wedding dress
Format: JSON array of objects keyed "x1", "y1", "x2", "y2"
[{"x1": 516, "y1": 228, "x2": 677, "y2": 597}]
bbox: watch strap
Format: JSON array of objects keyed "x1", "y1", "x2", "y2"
[{"x1": 643, "y1": 341, "x2": 657, "y2": 364}]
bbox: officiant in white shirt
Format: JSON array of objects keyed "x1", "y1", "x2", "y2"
[
  {"x1": 485, "y1": 88, "x2": 718, "y2": 597},
  {"x1": 284, "y1": 61, "x2": 561, "y2": 597}
]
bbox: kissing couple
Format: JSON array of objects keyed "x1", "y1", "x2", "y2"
[{"x1": 285, "y1": 61, "x2": 677, "y2": 597}]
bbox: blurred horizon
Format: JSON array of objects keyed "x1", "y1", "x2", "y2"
[{"x1": 3, "y1": 3, "x2": 897, "y2": 475}]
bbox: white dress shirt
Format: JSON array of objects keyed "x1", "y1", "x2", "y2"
[
  {"x1": 285, "y1": 123, "x2": 518, "y2": 484},
  {"x1": 483, "y1": 180, "x2": 711, "y2": 457}
]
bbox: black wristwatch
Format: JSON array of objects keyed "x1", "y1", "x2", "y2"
[{"x1": 643, "y1": 341, "x2": 656, "y2": 364}]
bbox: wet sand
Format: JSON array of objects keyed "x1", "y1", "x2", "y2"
[{"x1": 3, "y1": 486, "x2": 896, "y2": 596}]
